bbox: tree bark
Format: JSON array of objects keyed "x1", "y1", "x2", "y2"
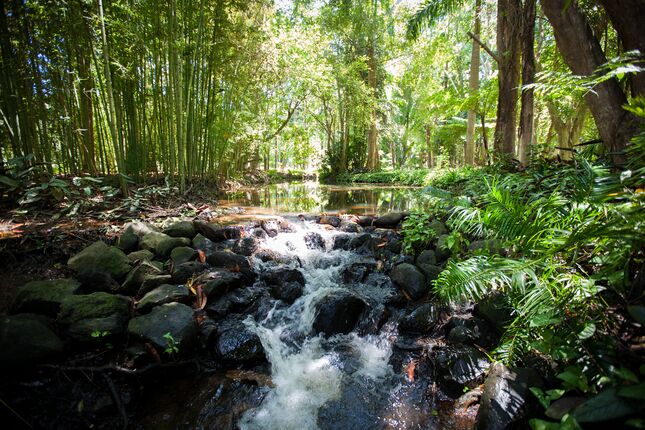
[
  {"x1": 366, "y1": 41, "x2": 379, "y2": 171},
  {"x1": 494, "y1": 0, "x2": 522, "y2": 160},
  {"x1": 540, "y1": 0, "x2": 639, "y2": 166},
  {"x1": 597, "y1": 0, "x2": 645, "y2": 97},
  {"x1": 465, "y1": 0, "x2": 481, "y2": 166},
  {"x1": 518, "y1": 0, "x2": 536, "y2": 166}
]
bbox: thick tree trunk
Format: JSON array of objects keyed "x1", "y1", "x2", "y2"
[
  {"x1": 540, "y1": 0, "x2": 639, "y2": 166},
  {"x1": 366, "y1": 41, "x2": 379, "y2": 171},
  {"x1": 465, "y1": 0, "x2": 481, "y2": 166},
  {"x1": 518, "y1": 0, "x2": 536, "y2": 166},
  {"x1": 494, "y1": 0, "x2": 522, "y2": 159},
  {"x1": 598, "y1": 0, "x2": 645, "y2": 97}
]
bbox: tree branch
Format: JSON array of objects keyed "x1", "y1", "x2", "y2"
[{"x1": 467, "y1": 31, "x2": 500, "y2": 63}]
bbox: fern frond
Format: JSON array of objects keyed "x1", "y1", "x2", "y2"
[{"x1": 407, "y1": 0, "x2": 466, "y2": 40}]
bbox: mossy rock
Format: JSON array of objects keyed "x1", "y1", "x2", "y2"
[
  {"x1": 127, "y1": 249, "x2": 155, "y2": 263},
  {"x1": 57, "y1": 292, "x2": 131, "y2": 341},
  {"x1": 0, "y1": 314, "x2": 63, "y2": 366},
  {"x1": 170, "y1": 246, "x2": 198, "y2": 266},
  {"x1": 140, "y1": 232, "x2": 191, "y2": 258},
  {"x1": 11, "y1": 278, "x2": 81, "y2": 317},
  {"x1": 120, "y1": 261, "x2": 163, "y2": 296},
  {"x1": 127, "y1": 303, "x2": 197, "y2": 351},
  {"x1": 163, "y1": 221, "x2": 196, "y2": 239},
  {"x1": 118, "y1": 222, "x2": 159, "y2": 252},
  {"x1": 68, "y1": 241, "x2": 131, "y2": 280},
  {"x1": 137, "y1": 284, "x2": 190, "y2": 313}
]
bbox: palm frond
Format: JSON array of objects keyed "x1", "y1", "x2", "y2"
[{"x1": 407, "y1": 0, "x2": 466, "y2": 40}]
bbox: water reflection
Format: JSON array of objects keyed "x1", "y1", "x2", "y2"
[{"x1": 218, "y1": 182, "x2": 429, "y2": 218}]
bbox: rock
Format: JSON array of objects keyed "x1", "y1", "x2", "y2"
[
  {"x1": 140, "y1": 232, "x2": 191, "y2": 258},
  {"x1": 399, "y1": 303, "x2": 440, "y2": 333},
  {"x1": 469, "y1": 239, "x2": 507, "y2": 256},
  {"x1": 57, "y1": 292, "x2": 131, "y2": 341},
  {"x1": 261, "y1": 219, "x2": 280, "y2": 237},
  {"x1": 216, "y1": 318, "x2": 265, "y2": 362},
  {"x1": 342, "y1": 261, "x2": 377, "y2": 284},
  {"x1": 127, "y1": 303, "x2": 197, "y2": 351},
  {"x1": 127, "y1": 249, "x2": 155, "y2": 263},
  {"x1": 304, "y1": 232, "x2": 326, "y2": 250},
  {"x1": 207, "y1": 287, "x2": 266, "y2": 318},
  {"x1": 171, "y1": 246, "x2": 198, "y2": 266},
  {"x1": 317, "y1": 215, "x2": 341, "y2": 228},
  {"x1": 374, "y1": 212, "x2": 407, "y2": 228},
  {"x1": 195, "y1": 221, "x2": 241, "y2": 242},
  {"x1": 263, "y1": 268, "x2": 305, "y2": 304},
  {"x1": 436, "y1": 345, "x2": 490, "y2": 391},
  {"x1": 207, "y1": 251, "x2": 254, "y2": 283},
  {"x1": 252, "y1": 228, "x2": 268, "y2": 240},
  {"x1": 312, "y1": 292, "x2": 366, "y2": 336},
  {"x1": 355, "y1": 216, "x2": 374, "y2": 227},
  {"x1": 137, "y1": 284, "x2": 190, "y2": 312},
  {"x1": 348, "y1": 233, "x2": 375, "y2": 253},
  {"x1": 118, "y1": 222, "x2": 158, "y2": 252},
  {"x1": 390, "y1": 263, "x2": 428, "y2": 300},
  {"x1": 172, "y1": 261, "x2": 208, "y2": 284},
  {"x1": 192, "y1": 234, "x2": 216, "y2": 255},
  {"x1": 163, "y1": 221, "x2": 196, "y2": 239},
  {"x1": 120, "y1": 261, "x2": 163, "y2": 295},
  {"x1": 475, "y1": 293, "x2": 512, "y2": 334},
  {"x1": 476, "y1": 363, "x2": 535, "y2": 430},
  {"x1": 0, "y1": 314, "x2": 63, "y2": 365},
  {"x1": 332, "y1": 234, "x2": 352, "y2": 250},
  {"x1": 233, "y1": 237, "x2": 259, "y2": 256},
  {"x1": 429, "y1": 220, "x2": 448, "y2": 236},
  {"x1": 11, "y1": 278, "x2": 81, "y2": 317},
  {"x1": 448, "y1": 325, "x2": 478, "y2": 344},
  {"x1": 139, "y1": 274, "x2": 173, "y2": 295},
  {"x1": 416, "y1": 250, "x2": 437, "y2": 266},
  {"x1": 195, "y1": 270, "x2": 244, "y2": 298},
  {"x1": 417, "y1": 263, "x2": 442, "y2": 283},
  {"x1": 68, "y1": 241, "x2": 131, "y2": 280},
  {"x1": 435, "y1": 234, "x2": 452, "y2": 261},
  {"x1": 76, "y1": 268, "x2": 120, "y2": 293},
  {"x1": 340, "y1": 221, "x2": 362, "y2": 233}
]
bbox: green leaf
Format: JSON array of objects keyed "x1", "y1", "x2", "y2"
[
  {"x1": 619, "y1": 382, "x2": 645, "y2": 400},
  {"x1": 627, "y1": 306, "x2": 645, "y2": 325},
  {"x1": 530, "y1": 313, "x2": 562, "y2": 327},
  {"x1": 578, "y1": 322, "x2": 596, "y2": 340},
  {"x1": 0, "y1": 175, "x2": 20, "y2": 190},
  {"x1": 557, "y1": 367, "x2": 589, "y2": 392},
  {"x1": 572, "y1": 388, "x2": 641, "y2": 423}
]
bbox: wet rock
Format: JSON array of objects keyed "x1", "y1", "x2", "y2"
[
  {"x1": 399, "y1": 303, "x2": 440, "y2": 333},
  {"x1": 255, "y1": 249, "x2": 292, "y2": 264},
  {"x1": 355, "y1": 216, "x2": 374, "y2": 227},
  {"x1": 215, "y1": 318, "x2": 265, "y2": 362},
  {"x1": 435, "y1": 234, "x2": 452, "y2": 261},
  {"x1": 137, "y1": 284, "x2": 190, "y2": 312},
  {"x1": 118, "y1": 222, "x2": 158, "y2": 252},
  {"x1": 192, "y1": 233, "x2": 216, "y2": 255},
  {"x1": 0, "y1": 314, "x2": 63, "y2": 366},
  {"x1": 11, "y1": 278, "x2": 81, "y2": 317},
  {"x1": 340, "y1": 221, "x2": 362, "y2": 233},
  {"x1": 312, "y1": 292, "x2": 367, "y2": 336},
  {"x1": 429, "y1": 220, "x2": 448, "y2": 236},
  {"x1": 68, "y1": 241, "x2": 131, "y2": 280},
  {"x1": 163, "y1": 220, "x2": 196, "y2": 239},
  {"x1": 263, "y1": 268, "x2": 305, "y2": 304},
  {"x1": 469, "y1": 239, "x2": 507, "y2": 256},
  {"x1": 127, "y1": 249, "x2": 155, "y2": 263},
  {"x1": 373, "y1": 212, "x2": 407, "y2": 228},
  {"x1": 317, "y1": 215, "x2": 341, "y2": 228},
  {"x1": 348, "y1": 233, "x2": 376, "y2": 253},
  {"x1": 446, "y1": 316, "x2": 493, "y2": 346},
  {"x1": 171, "y1": 246, "x2": 198, "y2": 265},
  {"x1": 140, "y1": 231, "x2": 191, "y2": 258},
  {"x1": 417, "y1": 263, "x2": 442, "y2": 283},
  {"x1": 208, "y1": 287, "x2": 266, "y2": 318},
  {"x1": 57, "y1": 292, "x2": 131, "y2": 341},
  {"x1": 195, "y1": 221, "x2": 241, "y2": 242},
  {"x1": 332, "y1": 234, "x2": 352, "y2": 250},
  {"x1": 233, "y1": 237, "x2": 259, "y2": 256},
  {"x1": 120, "y1": 260, "x2": 164, "y2": 295},
  {"x1": 436, "y1": 345, "x2": 490, "y2": 392},
  {"x1": 390, "y1": 263, "x2": 428, "y2": 300},
  {"x1": 342, "y1": 261, "x2": 377, "y2": 284},
  {"x1": 172, "y1": 261, "x2": 208, "y2": 284},
  {"x1": 448, "y1": 325, "x2": 478, "y2": 344},
  {"x1": 261, "y1": 219, "x2": 280, "y2": 237},
  {"x1": 207, "y1": 251, "x2": 254, "y2": 283},
  {"x1": 196, "y1": 270, "x2": 244, "y2": 299},
  {"x1": 76, "y1": 268, "x2": 120, "y2": 294},
  {"x1": 475, "y1": 293, "x2": 512, "y2": 334},
  {"x1": 477, "y1": 363, "x2": 535, "y2": 430},
  {"x1": 252, "y1": 228, "x2": 268, "y2": 240},
  {"x1": 416, "y1": 249, "x2": 437, "y2": 266},
  {"x1": 304, "y1": 231, "x2": 326, "y2": 250},
  {"x1": 127, "y1": 302, "x2": 197, "y2": 350}
]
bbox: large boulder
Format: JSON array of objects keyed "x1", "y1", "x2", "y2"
[
  {"x1": 68, "y1": 241, "x2": 131, "y2": 280},
  {"x1": 163, "y1": 221, "x2": 196, "y2": 239},
  {"x1": 120, "y1": 261, "x2": 164, "y2": 295},
  {"x1": 0, "y1": 314, "x2": 63, "y2": 366},
  {"x1": 373, "y1": 212, "x2": 407, "y2": 228},
  {"x1": 399, "y1": 303, "x2": 440, "y2": 333},
  {"x1": 390, "y1": 263, "x2": 428, "y2": 300},
  {"x1": 57, "y1": 292, "x2": 131, "y2": 341},
  {"x1": 127, "y1": 303, "x2": 197, "y2": 351},
  {"x1": 140, "y1": 232, "x2": 191, "y2": 258},
  {"x1": 11, "y1": 278, "x2": 81, "y2": 317},
  {"x1": 312, "y1": 292, "x2": 366, "y2": 336},
  {"x1": 476, "y1": 363, "x2": 535, "y2": 430},
  {"x1": 118, "y1": 222, "x2": 158, "y2": 252},
  {"x1": 137, "y1": 284, "x2": 190, "y2": 313},
  {"x1": 215, "y1": 318, "x2": 265, "y2": 362}
]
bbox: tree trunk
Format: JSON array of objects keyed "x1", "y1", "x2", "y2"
[
  {"x1": 518, "y1": 0, "x2": 536, "y2": 166},
  {"x1": 465, "y1": 0, "x2": 481, "y2": 166},
  {"x1": 598, "y1": 0, "x2": 645, "y2": 97},
  {"x1": 366, "y1": 41, "x2": 379, "y2": 171},
  {"x1": 494, "y1": 0, "x2": 522, "y2": 160},
  {"x1": 540, "y1": 0, "x2": 639, "y2": 166}
]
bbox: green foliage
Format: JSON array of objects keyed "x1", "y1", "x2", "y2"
[
  {"x1": 401, "y1": 212, "x2": 437, "y2": 254},
  {"x1": 163, "y1": 332, "x2": 179, "y2": 357}
]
